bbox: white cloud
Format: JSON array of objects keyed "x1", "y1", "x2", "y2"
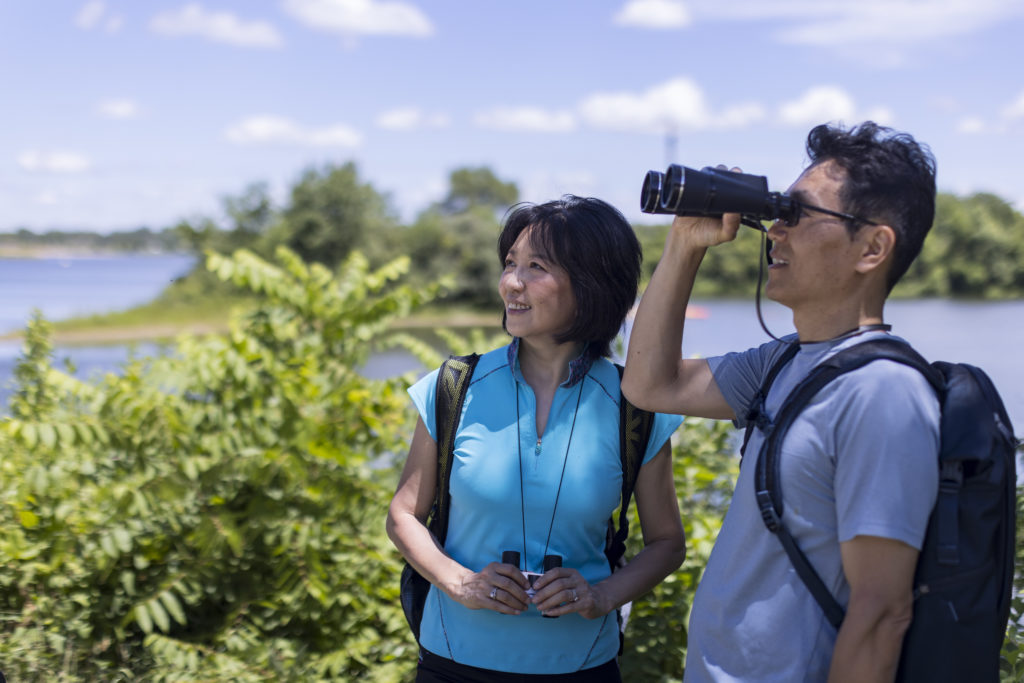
[
  {"x1": 777, "y1": 86, "x2": 893, "y2": 127},
  {"x1": 225, "y1": 115, "x2": 362, "y2": 147},
  {"x1": 18, "y1": 150, "x2": 92, "y2": 174},
  {"x1": 473, "y1": 107, "x2": 576, "y2": 133},
  {"x1": 150, "y1": 4, "x2": 283, "y2": 48},
  {"x1": 375, "y1": 107, "x2": 450, "y2": 130},
  {"x1": 778, "y1": 86, "x2": 856, "y2": 126},
  {"x1": 862, "y1": 106, "x2": 894, "y2": 126},
  {"x1": 676, "y1": 1, "x2": 1024, "y2": 53},
  {"x1": 613, "y1": 0, "x2": 692, "y2": 29},
  {"x1": 76, "y1": 1, "x2": 106, "y2": 29},
  {"x1": 579, "y1": 78, "x2": 709, "y2": 131},
  {"x1": 578, "y1": 77, "x2": 763, "y2": 132},
  {"x1": 1001, "y1": 91, "x2": 1024, "y2": 120},
  {"x1": 522, "y1": 171, "x2": 600, "y2": 204},
  {"x1": 282, "y1": 0, "x2": 434, "y2": 37},
  {"x1": 957, "y1": 116, "x2": 986, "y2": 134},
  {"x1": 76, "y1": 1, "x2": 123, "y2": 33},
  {"x1": 97, "y1": 98, "x2": 139, "y2": 120}
]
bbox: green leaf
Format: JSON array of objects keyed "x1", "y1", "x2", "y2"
[
  {"x1": 159, "y1": 590, "x2": 187, "y2": 626},
  {"x1": 135, "y1": 603, "x2": 154, "y2": 634},
  {"x1": 113, "y1": 527, "x2": 132, "y2": 553},
  {"x1": 18, "y1": 509, "x2": 40, "y2": 529},
  {"x1": 20, "y1": 422, "x2": 38, "y2": 449},
  {"x1": 148, "y1": 599, "x2": 170, "y2": 633},
  {"x1": 38, "y1": 423, "x2": 57, "y2": 449}
]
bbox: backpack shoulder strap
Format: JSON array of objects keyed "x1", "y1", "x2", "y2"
[
  {"x1": 740, "y1": 342, "x2": 800, "y2": 458},
  {"x1": 609, "y1": 364, "x2": 656, "y2": 566},
  {"x1": 754, "y1": 337, "x2": 939, "y2": 630},
  {"x1": 429, "y1": 353, "x2": 480, "y2": 545}
]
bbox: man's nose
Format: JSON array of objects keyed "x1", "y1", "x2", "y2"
[{"x1": 766, "y1": 220, "x2": 787, "y2": 241}]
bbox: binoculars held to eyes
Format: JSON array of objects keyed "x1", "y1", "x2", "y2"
[{"x1": 641, "y1": 165, "x2": 799, "y2": 227}]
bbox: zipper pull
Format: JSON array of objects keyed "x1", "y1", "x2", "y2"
[{"x1": 535, "y1": 438, "x2": 542, "y2": 456}]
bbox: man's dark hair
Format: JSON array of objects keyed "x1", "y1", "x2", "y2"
[
  {"x1": 497, "y1": 195, "x2": 641, "y2": 361},
  {"x1": 806, "y1": 121, "x2": 937, "y2": 292}
]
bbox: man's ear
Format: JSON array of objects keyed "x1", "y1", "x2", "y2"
[{"x1": 855, "y1": 224, "x2": 896, "y2": 274}]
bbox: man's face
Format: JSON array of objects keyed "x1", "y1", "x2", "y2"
[{"x1": 765, "y1": 160, "x2": 866, "y2": 311}]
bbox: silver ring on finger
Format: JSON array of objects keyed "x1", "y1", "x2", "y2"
[
  {"x1": 571, "y1": 588, "x2": 579, "y2": 603},
  {"x1": 489, "y1": 587, "x2": 498, "y2": 600}
]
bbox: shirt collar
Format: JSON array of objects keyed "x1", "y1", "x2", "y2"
[{"x1": 506, "y1": 337, "x2": 593, "y2": 388}]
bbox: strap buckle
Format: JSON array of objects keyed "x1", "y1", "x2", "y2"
[{"x1": 756, "y1": 489, "x2": 780, "y2": 532}]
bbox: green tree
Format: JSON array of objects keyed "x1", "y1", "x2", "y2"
[
  {"x1": 440, "y1": 166, "x2": 518, "y2": 215},
  {"x1": 0, "y1": 247, "x2": 434, "y2": 681},
  {"x1": 400, "y1": 166, "x2": 518, "y2": 309},
  {"x1": 271, "y1": 163, "x2": 397, "y2": 268}
]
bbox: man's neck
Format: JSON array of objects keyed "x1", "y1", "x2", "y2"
[{"x1": 792, "y1": 301, "x2": 886, "y2": 344}]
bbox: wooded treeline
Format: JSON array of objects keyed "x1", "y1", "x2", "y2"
[
  {"x1": 5, "y1": 162, "x2": 1023, "y2": 304},
  {"x1": 170, "y1": 162, "x2": 1024, "y2": 303}
]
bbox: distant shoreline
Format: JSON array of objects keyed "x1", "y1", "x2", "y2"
[
  {"x1": 0, "y1": 246, "x2": 187, "y2": 259},
  {"x1": 0, "y1": 312, "x2": 500, "y2": 347},
  {"x1": 0, "y1": 321, "x2": 228, "y2": 346}
]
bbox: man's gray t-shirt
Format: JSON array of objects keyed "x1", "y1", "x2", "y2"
[{"x1": 684, "y1": 332, "x2": 940, "y2": 682}]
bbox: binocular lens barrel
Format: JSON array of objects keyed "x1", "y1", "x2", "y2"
[
  {"x1": 640, "y1": 163, "x2": 795, "y2": 223},
  {"x1": 659, "y1": 164, "x2": 691, "y2": 214},
  {"x1": 641, "y1": 171, "x2": 665, "y2": 213}
]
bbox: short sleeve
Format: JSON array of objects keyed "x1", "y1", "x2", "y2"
[
  {"x1": 832, "y1": 361, "x2": 940, "y2": 549},
  {"x1": 708, "y1": 337, "x2": 797, "y2": 428},
  {"x1": 407, "y1": 367, "x2": 441, "y2": 441},
  {"x1": 642, "y1": 412, "x2": 684, "y2": 465}
]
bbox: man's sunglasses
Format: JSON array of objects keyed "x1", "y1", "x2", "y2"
[{"x1": 777, "y1": 200, "x2": 879, "y2": 228}]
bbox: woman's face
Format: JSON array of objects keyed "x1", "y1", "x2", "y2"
[{"x1": 499, "y1": 227, "x2": 576, "y2": 344}]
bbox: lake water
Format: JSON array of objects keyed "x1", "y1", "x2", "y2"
[{"x1": 0, "y1": 255, "x2": 1021, "y2": 436}]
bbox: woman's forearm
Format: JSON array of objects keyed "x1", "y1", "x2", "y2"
[{"x1": 591, "y1": 534, "x2": 686, "y2": 615}]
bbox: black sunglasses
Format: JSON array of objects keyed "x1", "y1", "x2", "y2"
[{"x1": 779, "y1": 200, "x2": 879, "y2": 228}]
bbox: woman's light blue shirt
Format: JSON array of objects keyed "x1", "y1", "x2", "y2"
[{"x1": 407, "y1": 342, "x2": 683, "y2": 673}]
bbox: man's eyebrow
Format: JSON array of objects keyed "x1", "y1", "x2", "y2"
[{"x1": 787, "y1": 188, "x2": 812, "y2": 204}]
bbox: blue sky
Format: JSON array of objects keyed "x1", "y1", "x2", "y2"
[{"x1": 2, "y1": 0, "x2": 1023, "y2": 232}]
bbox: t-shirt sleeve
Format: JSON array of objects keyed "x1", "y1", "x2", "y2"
[
  {"x1": 708, "y1": 338, "x2": 796, "y2": 429},
  {"x1": 407, "y1": 367, "x2": 441, "y2": 441},
  {"x1": 832, "y1": 361, "x2": 940, "y2": 549},
  {"x1": 642, "y1": 412, "x2": 685, "y2": 465}
]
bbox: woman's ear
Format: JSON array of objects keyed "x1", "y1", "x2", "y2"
[{"x1": 855, "y1": 224, "x2": 896, "y2": 275}]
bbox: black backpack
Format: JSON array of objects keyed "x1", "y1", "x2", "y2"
[
  {"x1": 399, "y1": 354, "x2": 655, "y2": 652},
  {"x1": 744, "y1": 337, "x2": 1017, "y2": 682}
]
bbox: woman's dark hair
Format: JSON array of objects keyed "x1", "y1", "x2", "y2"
[
  {"x1": 806, "y1": 121, "x2": 937, "y2": 292},
  {"x1": 497, "y1": 195, "x2": 641, "y2": 361}
]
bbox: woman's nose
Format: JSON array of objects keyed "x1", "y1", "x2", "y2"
[{"x1": 503, "y1": 269, "x2": 524, "y2": 291}]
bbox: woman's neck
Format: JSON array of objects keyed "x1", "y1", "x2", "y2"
[{"x1": 517, "y1": 338, "x2": 584, "y2": 392}]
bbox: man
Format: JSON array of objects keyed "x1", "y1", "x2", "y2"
[{"x1": 622, "y1": 121, "x2": 940, "y2": 682}]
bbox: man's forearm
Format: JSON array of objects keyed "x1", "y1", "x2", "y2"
[
  {"x1": 622, "y1": 230, "x2": 707, "y2": 405},
  {"x1": 827, "y1": 601, "x2": 912, "y2": 683}
]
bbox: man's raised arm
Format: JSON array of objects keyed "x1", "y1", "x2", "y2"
[{"x1": 622, "y1": 212, "x2": 741, "y2": 419}]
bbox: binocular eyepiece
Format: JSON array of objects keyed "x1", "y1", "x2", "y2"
[{"x1": 641, "y1": 164, "x2": 798, "y2": 225}]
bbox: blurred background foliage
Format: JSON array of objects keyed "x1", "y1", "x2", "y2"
[{"x1": 1, "y1": 246, "x2": 1021, "y2": 681}]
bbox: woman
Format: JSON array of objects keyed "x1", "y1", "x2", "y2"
[{"x1": 387, "y1": 196, "x2": 686, "y2": 681}]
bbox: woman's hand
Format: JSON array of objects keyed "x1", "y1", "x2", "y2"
[
  {"x1": 530, "y1": 567, "x2": 611, "y2": 620},
  {"x1": 452, "y1": 561, "x2": 530, "y2": 615}
]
